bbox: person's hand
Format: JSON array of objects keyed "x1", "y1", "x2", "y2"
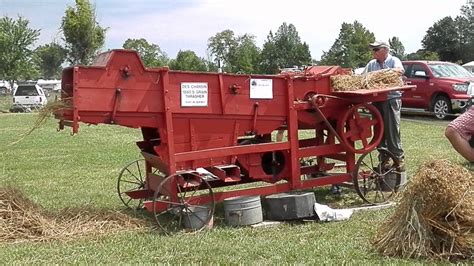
[{"x1": 393, "y1": 68, "x2": 404, "y2": 75}]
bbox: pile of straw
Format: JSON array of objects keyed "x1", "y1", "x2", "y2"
[
  {"x1": 331, "y1": 69, "x2": 403, "y2": 92},
  {"x1": 0, "y1": 187, "x2": 146, "y2": 243},
  {"x1": 373, "y1": 160, "x2": 473, "y2": 261}
]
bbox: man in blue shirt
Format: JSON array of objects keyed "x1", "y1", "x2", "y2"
[{"x1": 365, "y1": 41, "x2": 405, "y2": 169}]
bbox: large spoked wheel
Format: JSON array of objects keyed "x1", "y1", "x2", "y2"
[
  {"x1": 117, "y1": 159, "x2": 159, "y2": 210},
  {"x1": 353, "y1": 149, "x2": 401, "y2": 204},
  {"x1": 337, "y1": 103, "x2": 384, "y2": 154},
  {"x1": 153, "y1": 173, "x2": 215, "y2": 234}
]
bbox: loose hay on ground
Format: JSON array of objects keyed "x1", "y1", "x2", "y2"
[
  {"x1": 331, "y1": 69, "x2": 403, "y2": 91},
  {"x1": 0, "y1": 186, "x2": 147, "y2": 243},
  {"x1": 372, "y1": 160, "x2": 474, "y2": 261}
]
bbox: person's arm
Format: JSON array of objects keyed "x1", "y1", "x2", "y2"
[
  {"x1": 392, "y1": 57, "x2": 404, "y2": 74},
  {"x1": 446, "y1": 127, "x2": 474, "y2": 162}
]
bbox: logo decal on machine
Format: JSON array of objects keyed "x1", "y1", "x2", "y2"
[{"x1": 181, "y1": 82, "x2": 208, "y2": 107}]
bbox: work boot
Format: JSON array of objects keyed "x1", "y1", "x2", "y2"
[
  {"x1": 375, "y1": 158, "x2": 392, "y2": 172},
  {"x1": 397, "y1": 158, "x2": 405, "y2": 172},
  {"x1": 330, "y1": 184, "x2": 342, "y2": 195}
]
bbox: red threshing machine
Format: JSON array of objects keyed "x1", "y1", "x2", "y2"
[{"x1": 55, "y1": 49, "x2": 414, "y2": 232}]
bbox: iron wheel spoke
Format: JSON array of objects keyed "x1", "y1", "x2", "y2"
[
  {"x1": 121, "y1": 179, "x2": 142, "y2": 186},
  {"x1": 125, "y1": 168, "x2": 142, "y2": 183}
]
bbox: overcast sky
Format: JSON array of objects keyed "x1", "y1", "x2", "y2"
[{"x1": 1, "y1": 0, "x2": 469, "y2": 60}]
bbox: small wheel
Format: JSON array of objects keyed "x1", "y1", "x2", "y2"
[
  {"x1": 117, "y1": 159, "x2": 160, "y2": 210},
  {"x1": 353, "y1": 149, "x2": 401, "y2": 204},
  {"x1": 432, "y1": 96, "x2": 451, "y2": 120},
  {"x1": 153, "y1": 173, "x2": 215, "y2": 234},
  {"x1": 337, "y1": 103, "x2": 384, "y2": 154}
]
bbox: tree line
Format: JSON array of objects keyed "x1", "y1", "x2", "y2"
[{"x1": 0, "y1": 0, "x2": 472, "y2": 84}]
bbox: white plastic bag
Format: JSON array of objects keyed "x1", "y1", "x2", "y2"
[{"x1": 314, "y1": 203, "x2": 353, "y2": 222}]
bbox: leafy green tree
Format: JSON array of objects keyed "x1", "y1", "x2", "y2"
[
  {"x1": 320, "y1": 21, "x2": 374, "y2": 68},
  {"x1": 169, "y1": 50, "x2": 207, "y2": 71},
  {"x1": 259, "y1": 23, "x2": 311, "y2": 74},
  {"x1": 421, "y1": 3, "x2": 473, "y2": 63},
  {"x1": 388, "y1": 37, "x2": 406, "y2": 60},
  {"x1": 35, "y1": 43, "x2": 67, "y2": 79},
  {"x1": 204, "y1": 55, "x2": 219, "y2": 72},
  {"x1": 457, "y1": 2, "x2": 473, "y2": 63},
  {"x1": 406, "y1": 49, "x2": 439, "y2": 61},
  {"x1": 0, "y1": 16, "x2": 40, "y2": 83},
  {"x1": 422, "y1": 17, "x2": 460, "y2": 62},
  {"x1": 259, "y1": 35, "x2": 278, "y2": 73},
  {"x1": 207, "y1": 30, "x2": 238, "y2": 72},
  {"x1": 61, "y1": 0, "x2": 106, "y2": 65},
  {"x1": 207, "y1": 30, "x2": 260, "y2": 73},
  {"x1": 230, "y1": 34, "x2": 260, "y2": 73},
  {"x1": 123, "y1": 38, "x2": 168, "y2": 67}
]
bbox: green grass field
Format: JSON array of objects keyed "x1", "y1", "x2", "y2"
[
  {"x1": 0, "y1": 94, "x2": 13, "y2": 112},
  {"x1": 0, "y1": 105, "x2": 467, "y2": 264}
]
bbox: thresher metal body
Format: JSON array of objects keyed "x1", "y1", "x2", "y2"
[{"x1": 56, "y1": 50, "x2": 414, "y2": 218}]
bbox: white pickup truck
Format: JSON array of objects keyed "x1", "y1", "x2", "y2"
[{"x1": 10, "y1": 83, "x2": 48, "y2": 112}]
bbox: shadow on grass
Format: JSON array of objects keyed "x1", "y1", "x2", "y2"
[{"x1": 311, "y1": 186, "x2": 367, "y2": 209}]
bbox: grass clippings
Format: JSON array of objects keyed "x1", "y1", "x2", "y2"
[
  {"x1": 0, "y1": 186, "x2": 146, "y2": 243},
  {"x1": 331, "y1": 69, "x2": 403, "y2": 92},
  {"x1": 372, "y1": 160, "x2": 474, "y2": 261}
]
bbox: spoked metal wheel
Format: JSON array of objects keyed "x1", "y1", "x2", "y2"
[
  {"x1": 353, "y1": 149, "x2": 402, "y2": 204},
  {"x1": 153, "y1": 173, "x2": 215, "y2": 234},
  {"x1": 117, "y1": 159, "x2": 160, "y2": 210}
]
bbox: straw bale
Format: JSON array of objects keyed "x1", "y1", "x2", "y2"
[
  {"x1": 373, "y1": 160, "x2": 474, "y2": 261},
  {"x1": 331, "y1": 69, "x2": 404, "y2": 92}
]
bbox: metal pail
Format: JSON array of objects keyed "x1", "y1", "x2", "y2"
[
  {"x1": 224, "y1": 196, "x2": 263, "y2": 226},
  {"x1": 380, "y1": 172, "x2": 407, "y2": 191},
  {"x1": 182, "y1": 206, "x2": 213, "y2": 230}
]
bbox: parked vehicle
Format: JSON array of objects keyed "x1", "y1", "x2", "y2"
[
  {"x1": 10, "y1": 83, "x2": 48, "y2": 112},
  {"x1": 0, "y1": 80, "x2": 12, "y2": 95},
  {"x1": 37, "y1": 79, "x2": 61, "y2": 93},
  {"x1": 401, "y1": 61, "x2": 474, "y2": 119}
]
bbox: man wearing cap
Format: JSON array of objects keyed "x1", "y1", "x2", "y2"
[{"x1": 364, "y1": 41, "x2": 405, "y2": 169}]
